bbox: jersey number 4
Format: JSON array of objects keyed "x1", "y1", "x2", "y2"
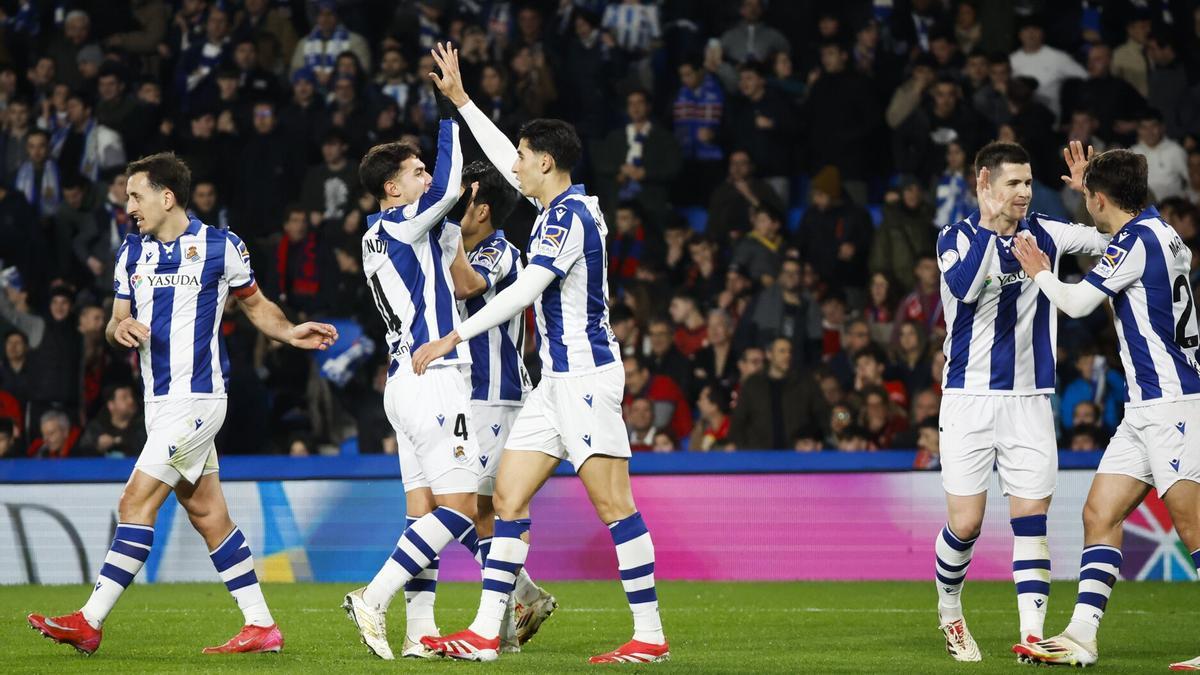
[
  {"x1": 1174, "y1": 275, "x2": 1199, "y2": 349},
  {"x1": 453, "y1": 413, "x2": 468, "y2": 440}
]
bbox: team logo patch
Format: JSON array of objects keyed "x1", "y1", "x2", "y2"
[
  {"x1": 938, "y1": 249, "x2": 959, "y2": 271},
  {"x1": 491, "y1": 424, "x2": 501, "y2": 436},
  {"x1": 185, "y1": 245, "x2": 199, "y2": 262},
  {"x1": 473, "y1": 245, "x2": 503, "y2": 270},
  {"x1": 1178, "y1": 422, "x2": 1187, "y2": 435},
  {"x1": 480, "y1": 455, "x2": 488, "y2": 467},
  {"x1": 144, "y1": 252, "x2": 153, "y2": 262},
  {"x1": 453, "y1": 445, "x2": 468, "y2": 464},
  {"x1": 581, "y1": 434, "x2": 592, "y2": 447},
  {"x1": 436, "y1": 414, "x2": 446, "y2": 427},
  {"x1": 536, "y1": 224, "x2": 569, "y2": 256},
  {"x1": 113, "y1": 278, "x2": 120, "y2": 292},
  {"x1": 1092, "y1": 245, "x2": 1128, "y2": 279},
  {"x1": 195, "y1": 418, "x2": 203, "y2": 429},
  {"x1": 168, "y1": 444, "x2": 177, "y2": 458},
  {"x1": 236, "y1": 240, "x2": 250, "y2": 263},
  {"x1": 582, "y1": 394, "x2": 593, "y2": 407}
]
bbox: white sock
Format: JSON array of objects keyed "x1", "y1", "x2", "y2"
[
  {"x1": 1011, "y1": 515, "x2": 1051, "y2": 638},
  {"x1": 935, "y1": 524, "x2": 977, "y2": 622},
  {"x1": 1066, "y1": 545, "x2": 1122, "y2": 646},
  {"x1": 209, "y1": 527, "x2": 274, "y2": 627},
  {"x1": 469, "y1": 518, "x2": 530, "y2": 640},
  {"x1": 364, "y1": 507, "x2": 474, "y2": 608},
  {"x1": 81, "y1": 523, "x2": 154, "y2": 628},
  {"x1": 609, "y1": 512, "x2": 664, "y2": 644},
  {"x1": 402, "y1": 517, "x2": 439, "y2": 638},
  {"x1": 513, "y1": 567, "x2": 540, "y2": 605}
]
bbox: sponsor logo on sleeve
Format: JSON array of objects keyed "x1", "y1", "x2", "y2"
[
  {"x1": 1092, "y1": 244, "x2": 1127, "y2": 279},
  {"x1": 536, "y1": 224, "x2": 569, "y2": 257},
  {"x1": 472, "y1": 245, "x2": 503, "y2": 270}
]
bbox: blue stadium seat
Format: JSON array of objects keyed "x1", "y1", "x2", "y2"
[
  {"x1": 679, "y1": 206, "x2": 708, "y2": 234},
  {"x1": 787, "y1": 206, "x2": 806, "y2": 234},
  {"x1": 868, "y1": 204, "x2": 883, "y2": 227},
  {"x1": 340, "y1": 437, "x2": 359, "y2": 455}
]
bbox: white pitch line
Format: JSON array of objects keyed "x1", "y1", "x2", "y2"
[{"x1": 119, "y1": 606, "x2": 1173, "y2": 616}]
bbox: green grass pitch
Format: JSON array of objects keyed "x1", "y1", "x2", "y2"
[{"x1": 1, "y1": 581, "x2": 1197, "y2": 673}]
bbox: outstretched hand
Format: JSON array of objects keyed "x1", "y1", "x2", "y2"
[
  {"x1": 1012, "y1": 232, "x2": 1051, "y2": 278},
  {"x1": 289, "y1": 321, "x2": 339, "y2": 350},
  {"x1": 429, "y1": 41, "x2": 469, "y2": 107},
  {"x1": 1060, "y1": 139, "x2": 1094, "y2": 193}
]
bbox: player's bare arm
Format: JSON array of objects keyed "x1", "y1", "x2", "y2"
[
  {"x1": 237, "y1": 288, "x2": 339, "y2": 350},
  {"x1": 106, "y1": 297, "x2": 149, "y2": 349},
  {"x1": 449, "y1": 237, "x2": 488, "y2": 300}
]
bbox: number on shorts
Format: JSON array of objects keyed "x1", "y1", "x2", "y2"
[{"x1": 453, "y1": 413, "x2": 468, "y2": 440}]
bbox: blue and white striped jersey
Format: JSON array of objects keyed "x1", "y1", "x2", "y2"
[
  {"x1": 113, "y1": 217, "x2": 256, "y2": 401},
  {"x1": 362, "y1": 118, "x2": 467, "y2": 377},
  {"x1": 461, "y1": 230, "x2": 530, "y2": 405},
  {"x1": 938, "y1": 211, "x2": 1110, "y2": 394},
  {"x1": 527, "y1": 185, "x2": 621, "y2": 376},
  {"x1": 1083, "y1": 206, "x2": 1200, "y2": 406}
]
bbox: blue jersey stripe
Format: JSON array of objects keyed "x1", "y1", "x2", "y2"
[
  {"x1": 1032, "y1": 230, "x2": 1058, "y2": 390},
  {"x1": 1114, "y1": 291, "x2": 1161, "y2": 399},
  {"x1": 541, "y1": 278, "x2": 569, "y2": 372},
  {"x1": 466, "y1": 294, "x2": 489, "y2": 399},
  {"x1": 125, "y1": 238, "x2": 143, "y2": 318},
  {"x1": 581, "y1": 216, "x2": 615, "y2": 368},
  {"x1": 417, "y1": 119, "x2": 455, "y2": 212},
  {"x1": 381, "y1": 231, "x2": 431, "y2": 348},
  {"x1": 496, "y1": 258, "x2": 523, "y2": 401},
  {"x1": 1134, "y1": 225, "x2": 1200, "y2": 395},
  {"x1": 150, "y1": 244, "x2": 181, "y2": 396},
  {"x1": 989, "y1": 282, "x2": 1020, "y2": 390},
  {"x1": 426, "y1": 227, "x2": 459, "y2": 360},
  {"x1": 190, "y1": 228, "x2": 225, "y2": 393},
  {"x1": 946, "y1": 302, "x2": 975, "y2": 388}
]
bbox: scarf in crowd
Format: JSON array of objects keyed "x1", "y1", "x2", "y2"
[
  {"x1": 610, "y1": 223, "x2": 645, "y2": 280},
  {"x1": 619, "y1": 122, "x2": 649, "y2": 201},
  {"x1": 185, "y1": 39, "x2": 228, "y2": 92},
  {"x1": 673, "y1": 73, "x2": 724, "y2": 161},
  {"x1": 935, "y1": 171, "x2": 974, "y2": 229},
  {"x1": 379, "y1": 79, "x2": 412, "y2": 110},
  {"x1": 49, "y1": 117, "x2": 97, "y2": 179},
  {"x1": 303, "y1": 24, "x2": 351, "y2": 75},
  {"x1": 277, "y1": 231, "x2": 320, "y2": 298},
  {"x1": 14, "y1": 159, "x2": 60, "y2": 218}
]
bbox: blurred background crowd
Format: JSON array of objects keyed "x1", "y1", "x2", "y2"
[{"x1": 0, "y1": 0, "x2": 1198, "y2": 464}]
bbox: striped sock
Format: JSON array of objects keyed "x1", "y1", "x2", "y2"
[
  {"x1": 935, "y1": 524, "x2": 977, "y2": 622},
  {"x1": 209, "y1": 527, "x2": 274, "y2": 627},
  {"x1": 610, "y1": 512, "x2": 664, "y2": 644},
  {"x1": 469, "y1": 518, "x2": 530, "y2": 640},
  {"x1": 1012, "y1": 514, "x2": 1051, "y2": 638},
  {"x1": 1193, "y1": 549, "x2": 1200, "y2": 576},
  {"x1": 364, "y1": 507, "x2": 475, "y2": 608},
  {"x1": 403, "y1": 517, "x2": 439, "y2": 638},
  {"x1": 80, "y1": 523, "x2": 154, "y2": 628},
  {"x1": 513, "y1": 567, "x2": 540, "y2": 606},
  {"x1": 1066, "y1": 545, "x2": 1122, "y2": 645},
  {"x1": 474, "y1": 536, "x2": 492, "y2": 570}
]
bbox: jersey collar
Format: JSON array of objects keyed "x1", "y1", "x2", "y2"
[
  {"x1": 471, "y1": 229, "x2": 504, "y2": 253},
  {"x1": 1113, "y1": 205, "x2": 1160, "y2": 238}
]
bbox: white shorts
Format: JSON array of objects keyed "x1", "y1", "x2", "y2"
[
  {"x1": 1097, "y1": 399, "x2": 1200, "y2": 496},
  {"x1": 939, "y1": 393, "x2": 1058, "y2": 499},
  {"x1": 505, "y1": 364, "x2": 631, "y2": 469},
  {"x1": 385, "y1": 365, "x2": 480, "y2": 495},
  {"x1": 135, "y1": 398, "x2": 226, "y2": 488},
  {"x1": 471, "y1": 404, "x2": 522, "y2": 496}
]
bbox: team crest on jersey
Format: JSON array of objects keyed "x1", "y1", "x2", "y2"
[
  {"x1": 185, "y1": 245, "x2": 199, "y2": 262},
  {"x1": 1092, "y1": 245, "x2": 1128, "y2": 279},
  {"x1": 473, "y1": 245, "x2": 503, "y2": 270},
  {"x1": 536, "y1": 224, "x2": 568, "y2": 256},
  {"x1": 130, "y1": 273, "x2": 144, "y2": 289},
  {"x1": 938, "y1": 249, "x2": 959, "y2": 271},
  {"x1": 236, "y1": 240, "x2": 250, "y2": 263}
]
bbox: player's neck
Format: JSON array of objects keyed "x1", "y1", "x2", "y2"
[
  {"x1": 1100, "y1": 210, "x2": 1139, "y2": 234},
  {"x1": 463, "y1": 223, "x2": 495, "y2": 251},
  {"x1": 534, "y1": 174, "x2": 575, "y2": 207},
  {"x1": 994, "y1": 214, "x2": 1019, "y2": 236},
  {"x1": 151, "y1": 211, "x2": 192, "y2": 243},
  {"x1": 378, "y1": 195, "x2": 407, "y2": 211}
]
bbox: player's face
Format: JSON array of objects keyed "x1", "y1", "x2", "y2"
[
  {"x1": 394, "y1": 157, "x2": 432, "y2": 204},
  {"x1": 126, "y1": 172, "x2": 169, "y2": 235},
  {"x1": 988, "y1": 162, "x2": 1032, "y2": 220},
  {"x1": 513, "y1": 138, "x2": 548, "y2": 197}
]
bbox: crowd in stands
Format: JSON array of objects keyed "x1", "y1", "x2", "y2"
[{"x1": 1, "y1": 0, "x2": 1200, "y2": 464}]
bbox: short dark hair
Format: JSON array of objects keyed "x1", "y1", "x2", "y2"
[
  {"x1": 855, "y1": 344, "x2": 888, "y2": 367},
  {"x1": 127, "y1": 152, "x2": 192, "y2": 209},
  {"x1": 358, "y1": 141, "x2": 420, "y2": 200},
  {"x1": 461, "y1": 160, "x2": 518, "y2": 226},
  {"x1": 517, "y1": 118, "x2": 581, "y2": 174},
  {"x1": 1083, "y1": 149, "x2": 1150, "y2": 213},
  {"x1": 101, "y1": 383, "x2": 132, "y2": 404},
  {"x1": 704, "y1": 384, "x2": 732, "y2": 414},
  {"x1": 1139, "y1": 107, "x2": 1164, "y2": 123},
  {"x1": 974, "y1": 141, "x2": 1030, "y2": 176},
  {"x1": 26, "y1": 128, "x2": 50, "y2": 143}
]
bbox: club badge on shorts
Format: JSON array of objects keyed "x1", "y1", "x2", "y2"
[{"x1": 453, "y1": 445, "x2": 468, "y2": 464}]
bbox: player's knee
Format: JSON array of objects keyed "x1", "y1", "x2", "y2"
[
  {"x1": 491, "y1": 490, "x2": 529, "y2": 521},
  {"x1": 1081, "y1": 499, "x2": 1122, "y2": 537},
  {"x1": 946, "y1": 513, "x2": 982, "y2": 542},
  {"x1": 117, "y1": 489, "x2": 156, "y2": 524}
]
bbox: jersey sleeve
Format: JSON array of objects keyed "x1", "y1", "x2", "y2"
[
  {"x1": 528, "y1": 203, "x2": 586, "y2": 278},
  {"x1": 469, "y1": 240, "x2": 514, "y2": 292},
  {"x1": 223, "y1": 231, "x2": 258, "y2": 297},
  {"x1": 112, "y1": 239, "x2": 133, "y2": 299},
  {"x1": 937, "y1": 220, "x2": 996, "y2": 303},
  {"x1": 1083, "y1": 234, "x2": 1145, "y2": 298},
  {"x1": 1035, "y1": 214, "x2": 1110, "y2": 256}
]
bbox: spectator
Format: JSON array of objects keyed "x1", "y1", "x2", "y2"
[
  {"x1": 934, "y1": 140, "x2": 976, "y2": 227},
  {"x1": 14, "y1": 129, "x2": 60, "y2": 221},
  {"x1": 50, "y1": 91, "x2": 125, "y2": 182},
  {"x1": 645, "y1": 317, "x2": 693, "y2": 396},
  {"x1": 855, "y1": 344, "x2": 908, "y2": 407},
  {"x1": 705, "y1": 150, "x2": 783, "y2": 243},
  {"x1": 745, "y1": 257, "x2": 820, "y2": 366},
  {"x1": 863, "y1": 272, "x2": 898, "y2": 345},
  {"x1": 78, "y1": 384, "x2": 145, "y2": 457},
  {"x1": 1008, "y1": 16, "x2": 1085, "y2": 119},
  {"x1": 609, "y1": 201, "x2": 660, "y2": 292},
  {"x1": 626, "y1": 397, "x2": 658, "y2": 452},
  {"x1": 623, "y1": 354, "x2": 692, "y2": 442},
  {"x1": 290, "y1": 1, "x2": 371, "y2": 87},
  {"x1": 1, "y1": 99, "x2": 31, "y2": 185},
  {"x1": 1111, "y1": 12, "x2": 1151, "y2": 98},
  {"x1": 46, "y1": 10, "x2": 96, "y2": 91},
  {"x1": 972, "y1": 52, "x2": 1011, "y2": 128},
  {"x1": 1071, "y1": 401, "x2": 1102, "y2": 433},
  {"x1": 236, "y1": 0, "x2": 298, "y2": 74},
  {"x1": 0, "y1": 329, "x2": 32, "y2": 410},
  {"x1": 104, "y1": 0, "x2": 171, "y2": 58},
  {"x1": 889, "y1": 320, "x2": 933, "y2": 399},
  {"x1": 231, "y1": 36, "x2": 281, "y2": 103},
  {"x1": 1131, "y1": 109, "x2": 1188, "y2": 201},
  {"x1": 870, "y1": 177, "x2": 937, "y2": 294},
  {"x1": 1069, "y1": 425, "x2": 1107, "y2": 451},
  {"x1": 175, "y1": 5, "x2": 234, "y2": 104},
  {"x1": 692, "y1": 309, "x2": 737, "y2": 396},
  {"x1": 796, "y1": 166, "x2": 873, "y2": 298},
  {"x1": 594, "y1": 89, "x2": 680, "y2": 229},
  {"x1": 893, "y1": 387, "x2": 942, "y2": 449},
  {"x1": 819, "y1": 292, "x2": 851, "y2": 364},
  {"x1": 509, "y1": 45, "x2": 557, "y2": 119},
  {"x1": 1059, "y1": 44, "x2": 1143, "y2": 145},
  {"x1": 328, "y1": 74, "x2": 371, "y2": 156},
  {"x1": 894, "y1": 76, "x2": 991, "y2": 184},
  {"x1": 279, "y1": 68, "x2": 330, "y2": 165},
  {"x1": 0, "y1": 274, "x2": 44, "y2": 349},
  {"x1": 233, "y1": 100, "x2": 301, "y2": 242},
  {"x1": 273, "y1": 205, "x2": 323, "y2": 315},
  {"x1": 731, "y1": 204, "x2": 783, "y2": 287},
  {"x1": 887, "y1": 55, "x2": 936, "y2": 130},
  {"x1": 827, "y1": 402, "x2": 854, "y2": 447},
  {"x1": 727, "y1": 61, "x2": 794, "y2": 202},
  {"x1": 673, "y1": 58, "x2": 725, "y2": 201},
  {"x1": 727, "y1": 338, "x2": 828, "y2": 450},
  {"x1": 734, "y1": 345, "x2": 764, "y2": 391},
  {"x1": 301, "y1": 129, "x2": 357, "y2": 227},
  {"x1": 1059, "y1": 346, "x2": 1124, "y2": 434},
  {"x1": 475, "y1": 63, "x2": 527, "y2": 139},
  {"x1": 0, "y1": 417, "x2": 14, "y2": 457},
  {"x1": 73, "y1": 169, "x2": 129, "y2": 292},
  {"x1": 689, "y1": 384, "x2": 732, "y2": 452},
  {"x1": 668, "y1": 292, "x2": 706, "y2": 358},
  {"x1": 803, "y1": 41, "x2": 878, "y2": 202},
  {"x1": 561, "y1": 9, "x2": 624, "y2": 140},
  {"x1": 913, "y1": 416, "x2": 941, "y2": 468},
  {"x1": 680, "y1": 234, "x2": 725, "y2": 305},
  {"x1": 26, "y1": 287, "x2": 82, "y2": 418},
  {"x1": 651, "y1": 432, "x2": 675, "y2": 452},
  {"x1": 859, "y1": 386, "x2": 908, "y2": 449},
  {"x1": 895, "y1": 254, "x2": 944, "y2": 339},
  {"x1": 835, "y1": 424, "x2": 874, "y2": 451},
  {"x1": 720, "y1": 0, "x2": 790, "y2": 65},
  {"x1": 188, "y1": 179, "x2": 230, "y2": 230},
  {"x1": 955, "y1": 3, "x2": 982, "y2": 55},
  {"x1": 27, "y1": 409, "x2": 81, "y2": 458}
]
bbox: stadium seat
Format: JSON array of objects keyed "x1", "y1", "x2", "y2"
[
  {"x1": 786, "y1": 206, "x2": 806, "y2": 234},
  {"x1": 679, "y1": 206, "x2": 708, "y2": 234}
]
